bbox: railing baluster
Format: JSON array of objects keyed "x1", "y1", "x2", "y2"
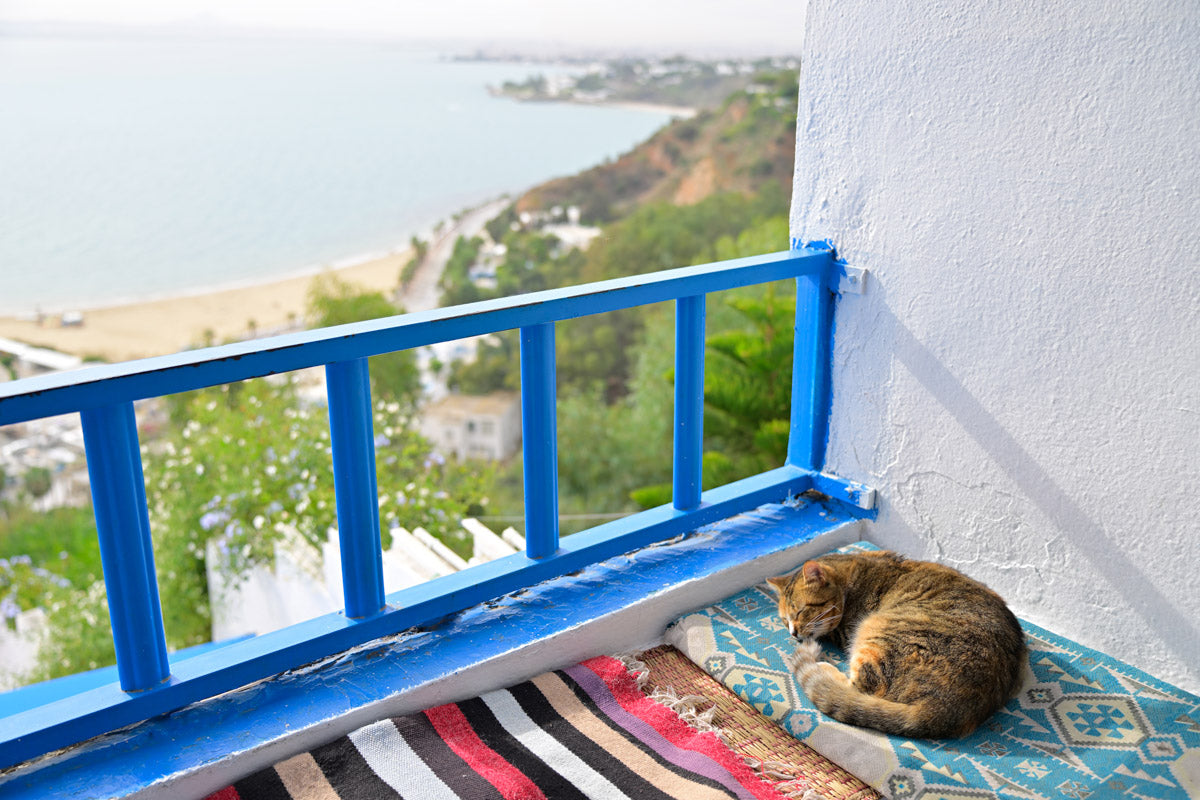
[
  {"x1": 787, "y1": 250, "x2": 836, "y2": 471},
  {"x1": 326, "y1": 358, "x2": 385, "y2": 618},
  {"x1": 80, "y1": 402, "x2": 170, "y2": 692},
  {"x1": 673, "y1": 295, "x2": 706, "y2": 510},
  {"x1": 519, "y1": 323, "x2": 559, "y2": 558}
]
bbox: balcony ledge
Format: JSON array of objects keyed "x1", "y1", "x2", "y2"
[{"x1": 0, "y1": 495, "x2": 868, "y2": 800}]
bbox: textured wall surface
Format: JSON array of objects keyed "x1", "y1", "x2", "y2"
[{"x1": 791, "y1": 0, "x2": 1200, "y2": 691}]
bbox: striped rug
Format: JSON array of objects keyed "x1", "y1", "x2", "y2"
[{"x1": 207, "y1": 655, "x2": 789, "y2": 800}]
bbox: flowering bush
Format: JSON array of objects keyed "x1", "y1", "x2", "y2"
[
  {"x1": 0, "y1": 555, "x2": 70, "y2": 631},
  {"x1": 144, "y1": 374, "x2": 491, "y2": 650},
  {"x1": 0, "y1": 506, "x2": 109, "y2": 681},
  {"x1": 24, "y1": 374, "x2": 491, "y2": 681},
  {"x1": 28, "y1": 579, "x2": 113, "y2": 682}
]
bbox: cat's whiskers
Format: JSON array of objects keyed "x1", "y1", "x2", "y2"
[{"x1": 804, "y1": 604, "x2": 841, "y2": 637}]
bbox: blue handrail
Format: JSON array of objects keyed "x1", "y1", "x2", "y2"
[{"x1": 0, "y1": 245, "x2": 872, "y2": 768}]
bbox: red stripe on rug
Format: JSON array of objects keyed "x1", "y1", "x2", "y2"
[
  {"x1": 580, "y1": 656, "x2": 787, "y2": 800},
  {"x1": 424, "y1": 702, "x2": 548, "y2": 800},
  {"x1": 203, "y1": 787, "x2": 241, "y2": 800}
]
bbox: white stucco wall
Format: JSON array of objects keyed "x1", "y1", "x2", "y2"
[{"x1": 792, "y1": 0, "x2": 1199, "y2": 691}]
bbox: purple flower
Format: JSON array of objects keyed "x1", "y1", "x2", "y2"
[
  {"x1": 0, "y1": 597, "x2": 20, "y2": 620},
  {"x1": 199, "y1": 510, "x2": 228, "y2": 531}
]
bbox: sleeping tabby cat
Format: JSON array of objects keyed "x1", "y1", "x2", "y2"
[{"x1": 768, "y1": 550, "x2": 1026, "y2": 739}]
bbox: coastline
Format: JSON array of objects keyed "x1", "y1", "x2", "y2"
[
  {"x1": 595, "y1": 100, "x2": 697, "y2": 118},
  {"x1": 0, "y1": 198, "x2": 512, "y2": 364},
  {"x1": 492, "y1": 91, "x2": 697, "y2": 120}
]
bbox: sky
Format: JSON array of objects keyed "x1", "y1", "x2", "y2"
[{"x1": 0, "y1": 1, "x2": 807, "y2": 55}]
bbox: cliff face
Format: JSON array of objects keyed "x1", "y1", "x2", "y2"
[{"x1": 516, "y1": 74, "x2": 798, "y2": 222}]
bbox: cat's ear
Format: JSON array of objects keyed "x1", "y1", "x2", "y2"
[
  {"x1": 765, "y1": 575, "x2": 790, "y2": 595},
  {"x1": 802, "y1": 561, "x2": 829, "y2": 587}
]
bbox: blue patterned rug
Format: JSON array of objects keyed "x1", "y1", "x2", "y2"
[{"x1": 666, "y1": 542, "x2": 1200, "y2": 799}]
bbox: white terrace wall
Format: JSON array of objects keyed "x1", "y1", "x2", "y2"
[{"x1": 791, "y1": 0, "x2": 1199, "y2": 691}]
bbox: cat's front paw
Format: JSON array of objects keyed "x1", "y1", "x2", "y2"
[
  {"x1": 784, "y1": 638, "x2": 823, "y2": 674},
  {"x1": 786, "y1": 640, "x2": 846, "y2": 704}
]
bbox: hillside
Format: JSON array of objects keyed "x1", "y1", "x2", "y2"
[{"x1": 515, "y1": 69, "x2": 798, "y2": 223}]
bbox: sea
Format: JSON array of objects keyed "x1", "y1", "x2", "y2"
[{"x1": 0, "y1": 35, "x2": 675, "y2": 316}]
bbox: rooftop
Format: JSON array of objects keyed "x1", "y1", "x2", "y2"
[{"x1": 422, "y1": 391, "x2": 520, "y2": 418}]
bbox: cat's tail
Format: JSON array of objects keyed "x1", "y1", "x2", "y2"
[
  {"x1": 801, "y1": 670, "x2": 954, "y2": 738},
  {"x1": 789, "y1": 642, "x2": 970, "y2": 739}
]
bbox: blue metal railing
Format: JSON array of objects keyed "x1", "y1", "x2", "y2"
[{"x1": 0, "y1": 245, "x2": 871, "y2": 768}]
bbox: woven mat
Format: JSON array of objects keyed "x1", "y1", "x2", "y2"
[{"x1": 636, "y1": 645, "x2": 880, "y2": 800}]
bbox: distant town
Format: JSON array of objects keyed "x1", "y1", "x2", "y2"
[{"x1": 471, "y1": 54, "x2": 800, "y2": 111}]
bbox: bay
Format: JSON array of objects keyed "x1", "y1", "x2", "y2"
[{"x1": 0, "y1": 36, "x2": 674, "y2": 315}]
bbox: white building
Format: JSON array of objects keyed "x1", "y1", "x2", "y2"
[{"x1": 419, "y1": 391, "x2": 521, "y2": 461}]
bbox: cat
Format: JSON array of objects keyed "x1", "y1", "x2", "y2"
[{"x1": 767, "y1": 549, "x2": 1026, "y2": 739}]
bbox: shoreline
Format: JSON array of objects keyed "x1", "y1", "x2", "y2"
[
  {"x1": 493, "y1": 92, "x2": 697, "y2": 120},
  {"x1": 0, "y1": 197, "x2": 512, "y2": 364},
  {"x1": 1, "y1": 244, "x2": 412, "y2": 320},
  {"x1": 594, "y1": 100, "x2": 697, "y2": 118}
]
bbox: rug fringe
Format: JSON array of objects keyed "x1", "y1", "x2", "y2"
[
  {"x1": 616, "y1": 653, "x2": 826, "y2": 800},
  {"x1": 616, "y1": 652, "x2": 651, "y2": 691}
]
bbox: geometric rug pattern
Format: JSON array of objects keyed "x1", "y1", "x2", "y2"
[{"x1": 666, "y1": 543, "x2": 1200, "y2": 799}]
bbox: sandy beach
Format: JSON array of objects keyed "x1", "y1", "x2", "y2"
[{"x1": 0, "y1": 199, "x2": 511, "y2": 364}]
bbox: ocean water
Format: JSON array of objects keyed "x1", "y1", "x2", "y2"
[{"x1": 0, "y1": 36, "x2": 673, "y2": 315}]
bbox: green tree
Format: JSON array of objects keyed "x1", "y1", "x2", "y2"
[
  {"x1": 448, "y1": 331, "x2": 521, "y2": 394},
  {"x1": 485, "y1": 203, "x2": 519, "y2": 242},
  {"x1": 443, "y1": 228, "x2": 584, "y2": 396},
  {"x1": 554, "y1": 383, "x2": 672, "y2": 527},
  {"x1": 307, "y1": 275, "x2": 421, "y2": 413},
  {"x1": 23, "y1": 467, "x2": 52, "y2": 500},
  {"x1": 399, "y1": 235, "x2": 428, "y2": 288},
  {"x1": 438, "y1": 235, "x2": 487, "y2": 307},
  {"x1": 702, "y1": 286, "x2": 795, "y2": 477},
  {"x1": 700, "y1": 215, "x2": 790, "y2": 265},
  {"x1": 556, "y1": 190, "x2": 786, "y2": 400},
  {"x1": 481, "y1": 305, "x2": 679, "y2": 527}
]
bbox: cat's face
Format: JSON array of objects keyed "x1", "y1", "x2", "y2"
[{"x1": 767, "y1": 560, "x2": 845, "y2": 639}]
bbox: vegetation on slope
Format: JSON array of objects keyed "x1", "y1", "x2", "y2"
[{"x1": 516, "y1": 68, "x2": 798, "y2": 222}]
